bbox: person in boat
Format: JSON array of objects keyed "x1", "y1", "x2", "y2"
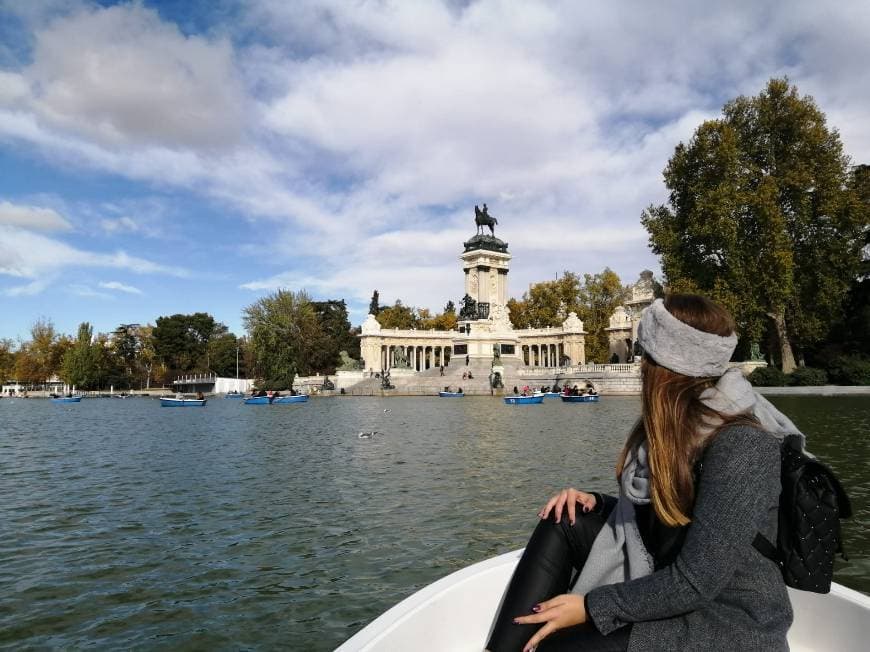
[
  {"x1": 513, "y1": 386, "x2": 519, "y2": 395},
  {"x1": 196, "y1": 391, "x2": 204, "y2": 400},
  {"x1": 457, "y1": 387, "x2": 462, "y2": 394},
  {"x1": 486, "y1": 294, "x2": 792, "y2": 652}
]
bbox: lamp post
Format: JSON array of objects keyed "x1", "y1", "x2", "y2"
[{"x1": 236, "y1": 345, "x2": 240, "y2": 379}]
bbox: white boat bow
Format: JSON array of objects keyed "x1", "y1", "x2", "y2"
[{"x1": 336, "y1": 549, "x2": 870, "y2": 652}]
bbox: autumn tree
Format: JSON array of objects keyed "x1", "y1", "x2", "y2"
[
  {"x1": 14, "y1": 319, "x2": 65, "y2": 384},
  {"x1": 642, "y1": 78, "x2": 867, "y2": 372},
  {"x1": 376, "y1": 300, "x2": 418, "y2": 329},
  {"x1": 507, "y1": 272, "x2": 584, "y2": 329},
  {"x1": 577, "y1": 269, "x2": 629, "y2": 363}
]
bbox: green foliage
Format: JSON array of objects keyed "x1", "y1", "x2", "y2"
[
  {"x1": 578, "y1": 269, "x2": 628, "y2": 363},
  {"x1": 243, "y1": 289, "x2": 323, "y2": 387},
  {"x1": 642, "y1": 78, "x2": 866, "y2": 373},
  {"x1": 61, "y1": 323, "x2": 106, "y2": 390},
  {"x1": 369, "y1": 290, "x2": 380, "y2": 315},
  {"x1": 825, "y1": 355, "x2": 870, "y2": 385},
  {"x1": 748, "y1": 366, "x2": 788, "y2": 387},
  {"x1": 312, "y1": 300, "x2": 359, "y2": 370},
  {"x1": 152, "y1": 312, "x2": 226, "y2": 373},
  {"x1": 0, "y1": 338, "x2": 15, "y2": 381},
  {"x1": 208, "y1": 333, "x2": 245, "y2": 378},
  {"x1": 787, "y1": 367, "x2": 828, "y2": 386}
]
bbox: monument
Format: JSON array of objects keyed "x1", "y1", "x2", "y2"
[{"x1": 357, "y1": 205, "x2": 588, "y2": 372}]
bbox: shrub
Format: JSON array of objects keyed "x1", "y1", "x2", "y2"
[
  {"x1": 748, "y1": 366, "x2": 788, "y2": 387},
  {"x1": 825, "y1": 356, "x2": 870, "y2": 385},
  {"x1": 787, "y1": 367, "x2": 829, "y2": 386}
]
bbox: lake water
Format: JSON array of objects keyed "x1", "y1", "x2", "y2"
[{"x1": 1, "y1": 395, "x2": 868, "y2": 650}]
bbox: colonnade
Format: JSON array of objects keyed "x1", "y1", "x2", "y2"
[
  {"x1": 521, "y1": 342, "x2": 566, "y2": 367},
  {"x1": 381, "y1": 344, "x2": 452, "y2": 371}
]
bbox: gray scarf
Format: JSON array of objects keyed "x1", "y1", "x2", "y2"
[{"x1": 572, "y1": 301, "x2": 805, "y2": 596}]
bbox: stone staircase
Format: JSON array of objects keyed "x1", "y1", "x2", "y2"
[{"x1": 344, "y1": 358, "x2": 530, "y2": 396}]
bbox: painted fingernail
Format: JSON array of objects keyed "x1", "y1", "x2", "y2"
[
  {"x1": 512, "y1": 618, "x2": 520, "y2": 624},
  {"x1": 570, "y1": 519, "x2": 575, "y2": 525},
  {"x1": 583, "y1": 506, "x2": 590, "y2": 513},
  {"x1": 532, "y1": 604, "x2": 541, "y2": 612}
]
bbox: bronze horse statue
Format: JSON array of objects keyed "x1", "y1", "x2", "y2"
[{"x1": 474, "y1": 204, "x2": 498, "y2": 236}]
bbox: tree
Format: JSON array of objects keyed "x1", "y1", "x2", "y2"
[
  {"x1": 61, "y1": 323, "x2": 101, "y2": 389},
  {"x1": 0, "y1": 338, "x2": 16, "y2": 381},
  {"x1": 507, "y1": 272, "x2": 584, "y2": 328},
  {"x1": 208, "y1": 333, "x2": 245, "y2": 378},
  {"x1": 13, "y1": 319, "x2": 64, "y2": 384},
  {"x1": 577, "y1": 268, "x2": 628, "y2": 363},
  {"x1": 369, "y1": 290, "x2": 380, "y2": 315},
  {"x1": 311, "y1": 299, "x2": 359, "y2": 371},
  {"x1": 420, "y1": 308, "x2": 458, "y2": 331},
  {"x1": 376, "y1": 300, "x2": 418, "y2": 329},
  {"x1": 243, "y1": 289, "x2": 322, "y2": 387},
  {"x1": 112, "y1": 323, "x2": 142, "y2": 387},
  {"x1": 642, "y1": 78, "x2": 867, "y2": 372},
  {"x1": 152, "y1": 313, "x2": 226, "y2": 373}
]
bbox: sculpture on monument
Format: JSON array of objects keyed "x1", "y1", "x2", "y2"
[
  {"x1": 459, "y1": 293, "x2": 478, "y2": 320},
  {"x1": 474, "y1": 203, "x2": 498, "y2": 236}
]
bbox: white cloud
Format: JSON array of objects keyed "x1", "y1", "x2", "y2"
[
  {"x1": 98, "y1": 280, "x2": 142, "y2": 295},
  {"x1": 69, "y1": 283, "x2": 111, "y2": 299},
  {"x1": 3, "y1": 0, "x2": 870, "y2": 323},
  {"x1": 0, "y1": 226, "x2": 189, "y2": 281},
  {"x1": 0, "y1": 71, "x2": 30, "y2": 106},
  {"x1": 0, "y1": 200, "x2": 72, "y2": 231},
  {"x1": 25, "y1": 3, "x2": 247, "y2": 149},
  {"x1": 100, "y1": 216, "x2": 140, "y2": 235},
  {"x1": 2, "y1": 276, "x2": 54, "y2": 297}
]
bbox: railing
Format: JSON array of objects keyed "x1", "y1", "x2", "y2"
[
  {"x1": 172, "y1": 373, "x2": 216, "y2": 385},
  {"x1": 518, "y1": 363, "x2": 639, "y2": 376}
]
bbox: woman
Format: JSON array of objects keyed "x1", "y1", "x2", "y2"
[{"x1": 486, "y1": 294, "x2": 795, "y2": 652}]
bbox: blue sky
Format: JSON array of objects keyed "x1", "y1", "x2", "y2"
[{"x1": 1, "y1": 0, "x2": 869, "y2": 341}]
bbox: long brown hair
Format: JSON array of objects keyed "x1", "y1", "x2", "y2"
[{"x1": 616, "y1": 294, "x2": 753, "y2": 527}]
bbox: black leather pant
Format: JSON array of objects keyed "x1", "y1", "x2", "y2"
[{"x1": 486, "y1": 511, "x2": 631, "y2": 652}]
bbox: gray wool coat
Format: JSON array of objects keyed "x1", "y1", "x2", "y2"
[{"x1": 585, "y1": 425, "x2": 793, "y2": 651}]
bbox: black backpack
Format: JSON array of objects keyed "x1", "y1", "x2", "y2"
[{"x1": 753, "y1": 434, "x2": 852, "y2": 593}]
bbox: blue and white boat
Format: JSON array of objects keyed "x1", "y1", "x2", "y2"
[
  {"x1": 160, "y1": 396, "x2": 207, "y2": 407},
  {"x1": 225, "y1": 391, "x2": 244, "y2": 399},
  {"x1": 272, "y1": 394, "x2": 309, "y2": 404},
  {"x1": 560, "y1": 394, "x2": 600, "y2": 403},
  {"x1": 503, "y1": 395, "x2": 544, "y2": 405},
  {"x1": 244, "y1": 395, "x2": 272, "y2": 405},
  {"x1": 438, "y1": 391, "x2": 464, "y2": 398},
  {"x1": 50, "y1": 395, "x2": 82, "y2": 404}
]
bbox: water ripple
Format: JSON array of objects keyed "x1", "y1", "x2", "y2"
[{"x1": 0, "y1": 395, "x2": 867, "y2": 649}]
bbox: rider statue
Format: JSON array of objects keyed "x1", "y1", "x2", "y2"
[{"x1": 474, "y1": 203, "x2": 498, "y2": 236}]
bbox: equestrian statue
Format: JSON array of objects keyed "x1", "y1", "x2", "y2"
[{"x1": 474, "y1": 203, "x2": 498, "y2": 236}]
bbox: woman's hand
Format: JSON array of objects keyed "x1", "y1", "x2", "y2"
[
  {"x1": 514, "y1": 594, "x2": 588, "y2": 652},
  {"x1": 538, "y1": 488, "x2": 596, "y2": 525}
]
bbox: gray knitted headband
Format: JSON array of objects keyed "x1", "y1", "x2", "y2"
[{"x1": 637, "y1": 299, "x2": 737, "y2": 377}]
